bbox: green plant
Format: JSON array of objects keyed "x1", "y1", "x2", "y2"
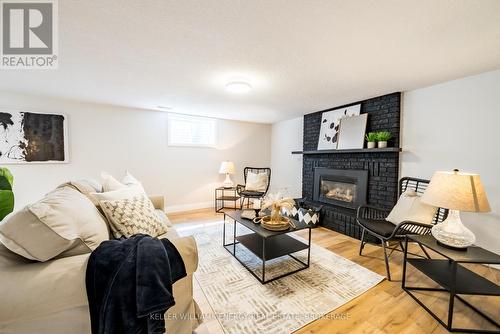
[
  {"x1": 365, "y1": 132, "x2": 378, "y2": 142},
  {"x1": 376, "y1": 131, "x2": 392, "y2": 142},
  {"x1": 0, "y1": 167, "x2": 14, "y2": 221}
]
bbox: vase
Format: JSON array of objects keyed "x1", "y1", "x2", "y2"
[
  {"x1": 367, "y1": 142, "x2": 376, "y2": 149},
  {"x1": 377, "y1": 141, "x2": 387, "y2": 148},
  {"x1": 271, "y1": 204, "x2": 281, "y2": 224}
]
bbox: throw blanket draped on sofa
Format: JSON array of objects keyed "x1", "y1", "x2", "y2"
[{"x1": 86, "y1": 234, "x2": 187, "y2": 334}]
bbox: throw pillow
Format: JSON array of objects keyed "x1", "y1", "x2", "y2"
[
  {"x1": 101, "y1": 172, "x2": 126, "y2": 192},
  {"x1": 58, "y1": 179, "x2": 103, "y2": 206},
  {"x1": 245, "y1": 171, "x2": 268, "y2": 192},
  {"x1": 90, "y1": 183, "x2": 149, "y2": 236},
  {"x1": 100, "y1": 195, "x2": 169, "y2": 239},
  {"x1": 90, "y1": 183, "x2": 145, "y2": 202},
  {"x1": 0, "y1": 187, "x2": 110, "y2": 261},
  {"x1": 121, "y1": 170, "x2": 146, "y2": 192},
  {"x1": 386, "y1": 189, "x2": 437, "y2": 225}
]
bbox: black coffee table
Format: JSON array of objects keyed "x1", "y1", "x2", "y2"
[{"x1": 223, "y1": 210, "x2": 312, "y2": 284}]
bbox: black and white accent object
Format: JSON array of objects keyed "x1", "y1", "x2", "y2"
[
  {"x1": 0, "y1": 111, "x2": 68, "y2": 163},
  {"x1": 298, "y1": 208, "x2": 320, "y2": 226},
  {"x1": 281, "y1": 205, "x2": 299, "y2": 220},
  {"x1": 317, "y1": 104, "x2": 360, "y2": 150}
]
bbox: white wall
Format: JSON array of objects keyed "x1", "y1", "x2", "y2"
[
  {"x1": 402, "y1": 69, "x2": 500, "y2": 254},
  {"x1": 270, "y1": 117, "x2": 303, "y2": 197},
  {"x1": 0, "y1": 92, "x2": 271, "y2": 212}
]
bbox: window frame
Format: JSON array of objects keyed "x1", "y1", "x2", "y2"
[{"x1": 167, "y1": 113, "x2": 218, "y2": 148}]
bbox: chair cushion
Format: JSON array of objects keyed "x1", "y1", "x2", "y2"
[
  {"x1": 245, "y1": 171, "x2": 268, "y2": 192},
  {"x1": 240, "y1": 190, "x2": 265, "y2": 197},
  {"x1": 358, "y1": 218, "x2": 397, "y2": 238},
  {"x1": 386, "y1": 189, "x2": 437, "y2": 225}
]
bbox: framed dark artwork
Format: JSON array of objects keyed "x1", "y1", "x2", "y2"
[
  {"x1": 317, "y1": 104, "x2": 361, "y2": 150},
  {"x1": 0, "y1": 111, "x2": 68, "y2": 164}
]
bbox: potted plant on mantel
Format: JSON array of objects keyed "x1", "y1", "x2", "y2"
[
  {"x1": 365, "y1": 132, "x2": 378, "y2": 149},
  {"x1": 377, "y1": 131, "x2": 392, "y2": 148}
]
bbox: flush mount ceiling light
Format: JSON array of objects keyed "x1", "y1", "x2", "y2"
[{"x1": 225, "y1": 81, "x2": 252, "y2": 94}]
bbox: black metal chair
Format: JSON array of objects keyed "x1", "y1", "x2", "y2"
[
  {"x1": 356, "y1": 177, "x2": 448, "y2": 281},
  {"x1": 236, "y1": 167, "x2": 271, "y2": 209}
]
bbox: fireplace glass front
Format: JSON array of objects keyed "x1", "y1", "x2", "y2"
[
  {"x1": 320, "y1": 179, "x2": 357, "y2": 204},
  {"x1": 312, "y1": 168, "x2": 368, "y2": 209}
]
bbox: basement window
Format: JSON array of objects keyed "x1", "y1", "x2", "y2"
[{"x1": 167, "y1": 113, "x2": 217, "y2": 147}]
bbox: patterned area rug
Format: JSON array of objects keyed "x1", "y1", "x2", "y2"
[{"x1": 180, "y1": 222, "x2": 384, "y2": 334}]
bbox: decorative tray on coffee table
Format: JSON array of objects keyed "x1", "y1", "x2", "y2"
[{"x1": 252, "y1": 215, "x2": 295, "y2": 231}]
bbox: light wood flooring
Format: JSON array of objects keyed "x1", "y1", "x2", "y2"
[{"x1": 169, "y1": 209, "x2": 500, "y2": 334}]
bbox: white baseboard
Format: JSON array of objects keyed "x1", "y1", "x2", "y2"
[{"x1": 165, "y1": 201, "x2": 214, "y2": 214}]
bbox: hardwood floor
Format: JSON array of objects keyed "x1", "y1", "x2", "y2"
[{"x1": 169, "y1": 209, "x2": 500, "y2": 334}]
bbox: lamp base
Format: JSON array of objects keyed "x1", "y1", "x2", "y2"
[
  {"x1": 222, "y1": 173, "x2": 233, "y2": 188},
  {"x1": 431, "y1": 210, "x2": 475, "y2": 249}
]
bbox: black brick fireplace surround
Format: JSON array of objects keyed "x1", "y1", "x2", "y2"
[{"x1": 300, "y1": 92, "x2": 401, "y2": 241}]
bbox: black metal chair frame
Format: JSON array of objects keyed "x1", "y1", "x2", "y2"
[
  {"x1": 356, "y1": 177, "x2": 448, "y2": 281},
  {"x1": 236, "y1": 167, "x2": 271, "y2": 209}
]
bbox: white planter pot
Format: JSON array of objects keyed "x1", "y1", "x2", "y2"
[
  {"x1": 377, "y1": 141, "x2": 388, "y2": 148},
  {"x1": 367, "y1": 142, "x2": 376, "y2": 149}
]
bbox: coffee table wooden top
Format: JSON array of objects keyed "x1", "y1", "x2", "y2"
[{"x1": 225, "y1": 210, "x2": 311, "y2": 238}]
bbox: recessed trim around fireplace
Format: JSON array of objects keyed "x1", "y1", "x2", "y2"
[{"x1": 313, "y1": 168, "x2": 368, "y2": 210}]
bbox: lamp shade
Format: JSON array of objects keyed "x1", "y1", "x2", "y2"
[
  {"x1": 219, "y1": 161, "x2": 235, "y2": 174},
  {"x1": 421, "y1": 170, "x2": 491, "y2": 212}
]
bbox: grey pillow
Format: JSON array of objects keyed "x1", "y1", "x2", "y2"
[
  {"x1": 0, "y1": 187, "x2": 110, "y2": 261},
  {"x1": 58, "y1": 179, "x2": 103, "y2": 206}
]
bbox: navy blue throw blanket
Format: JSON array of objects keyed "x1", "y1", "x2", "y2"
[{"x1": 86, "y1": 234, "x2": 187, "y2": 334}]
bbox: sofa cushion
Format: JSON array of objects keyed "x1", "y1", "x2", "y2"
[
  {"x1": 0, "y1": 187, "x2": 110, "y2": 261},
  {"x1": 0, "y1": 234, "x2": 198, "y2": 328},
  {"x1": 0, "y1": 253, "x2": 90, "y2": 325}
]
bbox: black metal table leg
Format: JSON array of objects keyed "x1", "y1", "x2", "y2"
[
  {"x1": 262, "y1": 238, "x2": 266, "y2": 283},
  {"x1": 307, "y1": 227, "x2": 311, "y2": 267},
  {"x1": 447, "y1": 260, "x2": 457, "y2": 330},
  {"x1": 233, "y1": 218, "x2": 236, "y2": 255},
  {"x1": 222, "y1": 213, "x2": 226, "y2": 245}
]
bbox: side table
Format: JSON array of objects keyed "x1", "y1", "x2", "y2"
[
  {"x1": 402, "y1": 235, "x2": 500, "y2": 333},
  {"x1": 215, "y1": 187, "x2": 240, "y2": 212}
]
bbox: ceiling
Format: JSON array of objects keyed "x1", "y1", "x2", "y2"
[{"x1": 2, "y1": 0, "x2": 500, "y2": 123}]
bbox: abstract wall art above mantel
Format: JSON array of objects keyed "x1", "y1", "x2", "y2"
[
  {"x1": 0, "y1": 111, "x2": 68, "y2": 164},
  {"x1": 317, "y1": 104, "x2": 360, "y2": 150}
]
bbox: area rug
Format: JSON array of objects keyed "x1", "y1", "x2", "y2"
[{"x1": 179, "y1": 222, "x2": 384, "y2": 334}]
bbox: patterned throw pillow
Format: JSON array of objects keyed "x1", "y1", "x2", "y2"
[{"x1": 100, "y1": 195, "x2": 168, "y2": 238}]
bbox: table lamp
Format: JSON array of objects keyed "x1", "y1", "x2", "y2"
[
  {"x1": 421, "y1": 169, "x2": 491, "y2": 249},
  {"x1": 219, "y1": 161, "x2": 235, "y2": 188}
]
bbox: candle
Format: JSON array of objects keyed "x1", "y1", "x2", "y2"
[{"x1": 253, "y1": 199, "x2": 261, "y2": 210}]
